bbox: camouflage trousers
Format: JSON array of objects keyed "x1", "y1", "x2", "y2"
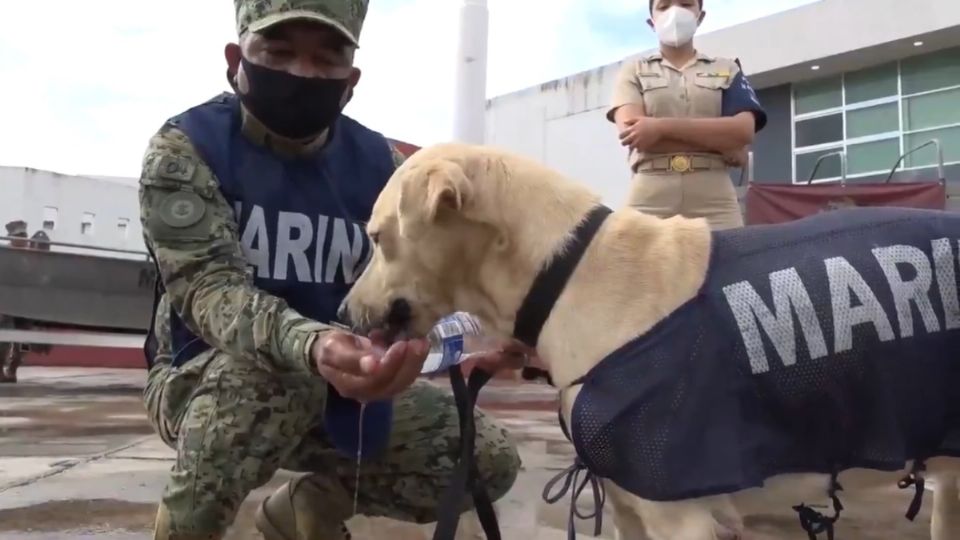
[
  {"x1": 0, "y1": 316, "x2": 24, "y2": 381},
  {"x1": 142, "y1": 350, "x2": 522, "y2": 536}
]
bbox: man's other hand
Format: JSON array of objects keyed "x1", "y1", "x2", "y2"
[
  {"x1": 469, "y1": 340, "x2": 540, "y2": 375},
  {"x1": 313, "y1": 331, "x2": 429, "y2": 402}
]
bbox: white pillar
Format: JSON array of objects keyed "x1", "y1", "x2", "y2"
[{"x1": 452, "y1": 0, "x2": 489, "y2": 144}]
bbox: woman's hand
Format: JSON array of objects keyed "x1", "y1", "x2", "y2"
[
  {"x1": 722, "y1": 147, "x2": 749, "y2": 168},
  {"x1": 619, "y1": 117, "x2": 663, "y2": 151}
]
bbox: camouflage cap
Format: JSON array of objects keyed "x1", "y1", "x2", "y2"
[{"x1": 235, "y1": 0, "x2": 369, "y2": 46}]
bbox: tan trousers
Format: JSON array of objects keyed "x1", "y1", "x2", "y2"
[{"x1": 627, "y1": 169, "x2": 744, "y2": 230}]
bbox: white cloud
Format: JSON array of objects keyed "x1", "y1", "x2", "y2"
[{"x1": 0, "y1": 0, "x2": 816, "y2": 177}]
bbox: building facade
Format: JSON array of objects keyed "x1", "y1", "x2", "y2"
[
  {"x1": 485, "y1": 0, "x2": 960, "y2": 208},
  {"x1": 0, "y1": 138, "x2": 421, "y2": 257},
  {"x1": 0, "y1": 166, "x2": 144, "y2": 256}
]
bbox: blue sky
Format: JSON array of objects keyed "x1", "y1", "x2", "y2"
[{"x1": 0, "y1": 0, "x2": 817, "y2": 178}]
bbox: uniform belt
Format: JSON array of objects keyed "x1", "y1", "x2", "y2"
[{"x1": 637, "y1": 154, "x2": 727, "y2": 173}]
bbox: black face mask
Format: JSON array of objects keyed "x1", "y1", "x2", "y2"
[{"x1": 234, "y1": 57, "x2": 350, "y2": 140}]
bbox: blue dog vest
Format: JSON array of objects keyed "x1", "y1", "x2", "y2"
[
  {"x1": 570, "y1": 206, "x2": 960, "y2": 503},
  {"x1": 146, "y1": 93, "x2": 396, "y2": 458}
]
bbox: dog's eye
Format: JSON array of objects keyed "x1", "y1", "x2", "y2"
[{"x1": 369, "y1": 232, "x2": 380, "y2": 245}]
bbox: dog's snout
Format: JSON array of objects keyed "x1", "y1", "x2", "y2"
[{"x1": 386, "y1": 298, "x2": 412, "y2": 328}]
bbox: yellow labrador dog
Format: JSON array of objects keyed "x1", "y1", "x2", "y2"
[{"x1": 340, "y1": 142, "x2": 960, "y2": 540}]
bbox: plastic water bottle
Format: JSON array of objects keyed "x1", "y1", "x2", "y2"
[
  {"x1": 421, "y1": 312, "x2": 488, "y2": 375},
  {"x1": 324, "y1": 312, "x2": 490, "y2": 462}
]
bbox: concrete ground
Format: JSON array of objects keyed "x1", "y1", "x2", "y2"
[{"x1": 0, "y1": 367, "x2": 941, "y2": 540}]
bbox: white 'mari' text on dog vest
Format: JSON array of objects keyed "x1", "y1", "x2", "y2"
[
  {"x1": 722, "y1": 238, "x2": 960, "y2": 374},
  {"x1": 234, "y1": 202, "x2": 372, "y2": 284}
]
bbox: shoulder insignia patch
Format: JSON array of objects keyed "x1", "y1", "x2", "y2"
[
  {"x1": 156, "y1": 155, "x2": 197, "y2": 183},
  {"x1": 159, "y1": 191, "x2": 206, "y2": 229}
]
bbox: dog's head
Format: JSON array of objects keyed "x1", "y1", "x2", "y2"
[{"x1": 339, "y1": 143, "x2": 598, "y2": 341}]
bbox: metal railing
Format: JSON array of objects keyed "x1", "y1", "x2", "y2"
[
  {"x1": 0, "y1": 328, "x2": 146, "y2": 348},
  {"x1": 884, "y1": 139, "x2": 946, "y2": 184},
  {"x1": 806, "y1": 150, "x2": 848, "y2": 185},
  {"x1": 0, "y1": 235, "x2": 151, "y2": 259}
]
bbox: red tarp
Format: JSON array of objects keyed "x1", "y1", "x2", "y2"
[
  {"x1": 387, "y1": 138, "x2": 421, "y2": 158},
  {"x1": 746, "y1": 182, "x2": 946, "y2": 225}
]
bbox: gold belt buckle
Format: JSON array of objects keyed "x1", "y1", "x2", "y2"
[{"x1": 669, "y1": 155, "x2": 692, "y2": 173}]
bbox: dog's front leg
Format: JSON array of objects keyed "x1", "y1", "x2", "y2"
[
  {"x1": 606, "y1": 482, "x2": 652, "y2": 540},
  {"x1": 932, "y1": 474, "x2": 960, "y2": 540},
  {"x1": 634, "y1": 496, "x2": 743, "y2": 540}
]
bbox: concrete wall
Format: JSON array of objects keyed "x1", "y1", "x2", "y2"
[
  {"x1": 0, "y1": 167, "x2": 145, "y2": 257},
  {"x1": 485, "y1": 67, "x2": 634, "y2": 207}
]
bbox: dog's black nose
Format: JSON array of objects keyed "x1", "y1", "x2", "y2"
[
  {"x1": 336, "y1": 302, "x2": 350, "y2": 325},
  {"x1": 386, "y1": 298, "x2": 412, "y2": 329}
]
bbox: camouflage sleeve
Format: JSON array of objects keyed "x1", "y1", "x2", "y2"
[{"x1": 138, "y1": 124, "x2": 332, "y2": 374}]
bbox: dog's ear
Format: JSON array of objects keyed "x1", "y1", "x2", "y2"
[{"x1": 399, "y1": 159, "x2": 473, "y2": 223}]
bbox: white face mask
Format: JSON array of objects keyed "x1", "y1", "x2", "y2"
[{"x1": 653, "y1": 6, "x2": 700, "y2": 48}]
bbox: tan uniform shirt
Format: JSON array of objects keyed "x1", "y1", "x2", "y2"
[{"x1": 607, "y1": 52, "x2": 741, "y2": 172}]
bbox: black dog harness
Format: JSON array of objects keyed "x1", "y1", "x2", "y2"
[
  {"x1": 551, "y1": 207, "x2": 960, "y2": 539},
  {"x1": 433, "y1": 205, "x2": 613, "y2": 540}
]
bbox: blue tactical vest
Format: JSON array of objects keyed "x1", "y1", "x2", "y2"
[
  {"x1": 145, "y1": 93, "x2": 396, "y2": 458},
  {"x1": 569, "y1": 206, "x2": 960, "y2": 502}
]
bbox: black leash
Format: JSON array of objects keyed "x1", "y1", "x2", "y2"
[
  {"x1": 897, "y1": 459, "x2": 928, "y2": 521},
  {"x1": 432, "y1": 364, "x2": 500, "y2": 540},
  {"x1": 433, "y1": 205, "x2": 613, "y2": 540}
]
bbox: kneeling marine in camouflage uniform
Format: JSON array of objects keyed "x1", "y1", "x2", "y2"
[{"x1": 138, "y1": 2, "x2": 521, "y2": 539}]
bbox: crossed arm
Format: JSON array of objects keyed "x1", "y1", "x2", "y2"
[
  {"x1": 610, "y1": 65, "x2": 768, "y2": 167},
  {"x1": 614, "y1": 102, "x2": 756, "y2": 166}
]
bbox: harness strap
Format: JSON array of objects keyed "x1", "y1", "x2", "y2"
[
  {"x1": 513, "y1": 206, "x2": 613, "y2": 348},
  {"x1": 792, "y1": 471, "x2": 844, "y2": 540},
  {"x1": 897, "y1": 459, "x2": 927, "y2": 521},
  {"x1": 432, "y1": 364, "x2": 501, "y2": 540},
  {"x1": 542, "y1": 458, "x2": 605, "y2": 540},
  {"x1": 434, "y1": 205, "x2": 612, "y2": 540}
]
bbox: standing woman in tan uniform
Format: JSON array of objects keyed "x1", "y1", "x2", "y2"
[{"x1": 608, "y1": 0, "x2": 768, "y2": 230}]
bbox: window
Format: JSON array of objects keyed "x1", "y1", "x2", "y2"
[
  {"x1": 42, "y1": 206, "x2": 58, "y2": 231},
  {"x1": 81, "y1": 212, "x2": 95, "y2": 236},
  {"x1": 845, "y1": 62, "x2": 898, "y2": 105},
  {"x1": 794, "y1": 76, "x2": 842, "y2": 115},
  {"x1": 846, "y1": 102, "x2": 899, "y2": 139},
  {"x1": 794, "y1": 114, "x2": 843, "y2": 148},
  {"x1": 901, "y1": 47, "x2": 960, "y2": 95},
  {"x1": 117, "y1": 218, "x2": 130, "y2": 240},
  {"x1": 792, "y1": 47, "x2": 960, "y2": 183},
  {"x1": 796, "y1": 149, "x2": 843, "y2": 182}
]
